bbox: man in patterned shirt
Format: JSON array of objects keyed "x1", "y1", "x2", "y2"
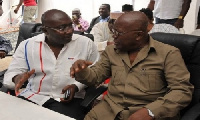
[
  {"x1": 72, "y1": 8, "x2": 89, "y2": 32},
  {"x1": 139, "y1": 8, "x2": 180, "y2": 34}
]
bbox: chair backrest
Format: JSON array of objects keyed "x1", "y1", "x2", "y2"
[
  {"x1": 15, "y1": 23, "x2": 42, "y2": 51},
  {"x1": 150, "y1": 32, "x2": 200, "y2": 114}
]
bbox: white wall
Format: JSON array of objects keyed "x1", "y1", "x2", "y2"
[
  {"x1": 184, "y1": 0, "x2": 199, "y2": 34},
  {"x1": 36, "y1": 0, "x2": 132, "y2": 23}
]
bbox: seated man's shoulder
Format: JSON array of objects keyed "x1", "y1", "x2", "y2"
[
  {"x1": 72, "y1": 34, "x2": 92, "y2": 43},
  {"x1": 104, "y1": 45, "x2": 116, "y2": 53},
  {"x1": 91, "y1": 16, "x2": 100, "y2": 22},
  {"x1": 152, "y1": 39, "x2": 179, "y2": 52},
  {"x1": 91, "y1": 22, "x2": 108, "y2": 32}
]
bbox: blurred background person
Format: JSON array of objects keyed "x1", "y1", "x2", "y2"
[
  {"x1": 87, "y1": 4, "x2": 110, "y2": 33},
  {"x1": 14, "y1": 0, "x2": 37, "y2": 23},
  {"x1": 72, "y1": 8, "x2": 89, "y2": 32},
  {"x1": 0, "y1": 0, "x2": 3, "y2": 16},
  {"x1": 122, "y1": 4, "x2": 133, "y2": 13},
  {"x1": 140, "y1": 8, "x2": 180, "y2": 34},
  {"x1": 147, "y1": 0, "x2": 191, "y2": 29},
  {"x1": 90, "y1": 12, "x2": 123, "y2": 53}
]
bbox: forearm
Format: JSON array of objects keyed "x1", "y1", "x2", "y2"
[
  {"x1": 75, "y1": 51, "x2": 111, "y2": 87},
  {"x1": 16, "y1": 0, "x2": 24, "y2": 9},
  {"x1": 179, "y1": 0, "x2": 191, "y2": 19},
  {"x1": 147, "y1": 0, "x2": 155, "y2": 11}
]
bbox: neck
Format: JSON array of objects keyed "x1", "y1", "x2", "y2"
[
  {"x1": 45, "y1": 38, "x2": 64, "y2": 49},
  {"x1": 101, "y1": 15, "x2": 108, "y2": 19}
]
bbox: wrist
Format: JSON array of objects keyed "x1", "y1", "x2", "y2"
[
  {"x1": 147, "y1": 109, "x2": 155, "y2": 118},
  {"x1": 178, "y1": 16, "x2": 184, "y2": 20}
]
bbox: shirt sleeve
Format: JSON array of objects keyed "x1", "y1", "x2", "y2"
[
  {"x1": 145, "y1": 49, "x2": 194, "y2": 118},
  {"x1": 80, "y1": 20, "x2": 89, "y2": 32},
  {"x1": 3, "y1": 40, "x2": 28, "y2": 89},
  {"x1": 90, "y1": 23, "x2": 112, "y2": 51},
  {"x1": 75, "y1": 48, "x2": 111, "y2": 87},
  {"x1": 0, "y1": 36, "x2": 13, "y2": 54}
]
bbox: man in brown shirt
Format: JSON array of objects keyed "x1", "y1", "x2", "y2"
[{"x1": 70, "y1": 11, "x2": 193, "y2": 120}]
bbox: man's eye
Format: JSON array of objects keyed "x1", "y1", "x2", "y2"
[{"x1": 58, "y1": 26, "x2": 65, "y2": 31}]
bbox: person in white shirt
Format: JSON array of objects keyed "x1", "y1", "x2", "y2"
[
  {"x1": 147, "y1": 0, "x2": 191, "y2": 29},
  {"x1": 90, "y1": 12, "x2": 123, "y2": 53},
  {"x1": 3, "y1": 9, "x2": 99, "y2": 120},
  {"x1": 139, "y1": 8, "x2": 180, "y2": 34}
]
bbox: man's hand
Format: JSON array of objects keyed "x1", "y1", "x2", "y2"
[
  {"x1": 128, "y1": 108, "x2": 154, "y2": 120},
  {"x1": 70, "y1": 60, "x2": 93, "y2": 78},
  {"x1": 60, "y1": 84, "x2": 78, "y2": 103},
  {"x1": 14, "y1": 8, "x2": 19, "y2": 14},
  {"x1": 72, "y1": 15, "x2": 79, "y2": 25},
  {"x1": 13, "y1": 69, "x2": 35, "y2": 95},
  {"x1": 0, "y1": 51, "x2": 6, "y2": 59},
  {"x1": 174, "y1": 19, "x2": 184, "y2": 29}
]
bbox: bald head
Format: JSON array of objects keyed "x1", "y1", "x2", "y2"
[
  {"x1": 41, "y1": 9, "x2": 71, "y2": 27},
  {"x1": 115, "y1": 11, "x2": 149, "y2": 32}
]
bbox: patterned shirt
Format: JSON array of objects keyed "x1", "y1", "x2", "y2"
[
  {"x1": 73, "y1": 17, "x2": 89, "y2": 32},
  {"x1": 0, "y1": 36, "x2": 13, "y2": 54},
  {"x1": 149, "y1": 23, "x2": 180, "y2": 34}
]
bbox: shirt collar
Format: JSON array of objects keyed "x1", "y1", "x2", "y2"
[
  {"x1": 99, "y1": 16, "x2": 110, "y2": 22},
  {"x1": 35, "y1": 33, "x2": 79, "y2": 43}
]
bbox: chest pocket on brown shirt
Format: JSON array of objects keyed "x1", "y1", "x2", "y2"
[
  {"x1": 136, "y1": 70, "x2": 166, "y2": 92},
  {"x1": 111, "y1": 66, "x2": 126, "y2": 85}
]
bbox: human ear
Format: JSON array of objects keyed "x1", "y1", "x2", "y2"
[{"x1": 136, "y1": 31, "x2": 144, "y2": 40}]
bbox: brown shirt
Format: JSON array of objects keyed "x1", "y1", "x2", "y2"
[{"x1": 76, "y1": 36, "x2": 194, "y2": 120}]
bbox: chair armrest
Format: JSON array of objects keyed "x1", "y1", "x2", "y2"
[
  {"x1": 80, "y1": 85, "x2": 108, "y2": 108},
  {"x1": 181, "y1": 103, "x2": 200, "y2": 120}
]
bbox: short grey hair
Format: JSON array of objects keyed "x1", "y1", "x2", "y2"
[{"x1": 72, "y1": 8, "x2": 80, "y2": 12}]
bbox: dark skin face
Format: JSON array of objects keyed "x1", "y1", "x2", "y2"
[
  {"x1": 108, "y1": 19, "x2": 115, "y2": 32},
  {"x1": 72, "y1": 10, "x2": 81, "y2": 25},
  {"x1": 113, "y1": 12, "x2": 149, "y2": 53},
  {"x1": 72, "y1": 10, "x2": 81, "y2": 19},
  {"x1": 99, "y1": 5, "x2": 110, "y2": 19},
  {"x1": 42, "y1": 10, "x2": 74, "y2": 48}
]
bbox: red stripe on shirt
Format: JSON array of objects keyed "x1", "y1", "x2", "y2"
[{"x1": 28, "y1": 42, "x2": 46, "y2": 99}]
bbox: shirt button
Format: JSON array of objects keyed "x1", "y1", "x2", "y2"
[{"x1": 128, "y1": 83, "x2": 132, "y2": 86}]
